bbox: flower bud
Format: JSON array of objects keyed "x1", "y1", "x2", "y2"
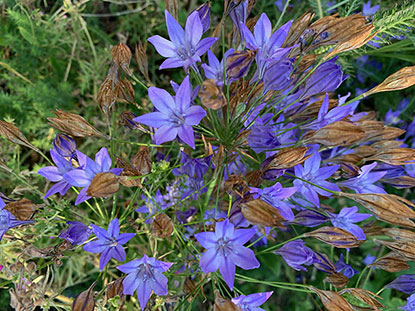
[
  {"x1": 194, "y1": 2, "x2": 210, "y2": 33},
  {"x1": 52, "y1": 134, "x2": 76, "y2": 158},
  {"x1": 226, "y1": 49, "x2": 256, "y2": 80},
  {"x1": 275, "y1": 240, "x2": 316, "y2": 271}
]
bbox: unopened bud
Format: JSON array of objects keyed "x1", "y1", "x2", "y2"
[{"x1": 53, "y1": 134, "x2": 76, "y2": 158}]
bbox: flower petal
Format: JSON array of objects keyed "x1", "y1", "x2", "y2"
[
  {"x1": 38, "y1": 166, "x2": 62, "y2": 182},
  {"x1": 184, "y1": 106, "x2": 206, "y2": 125},
  {"x1": 148, "y1": 35, "x2": 177, "y2": 57},
  {"x1": 185, "y1": 11, "x2": 203, "y2": 48},
  {"x1": 154, "y1": 125, "x2": 178, "y2": 145},
  {"x1": 136, "y1": 281, "x2": 153, "y2": 310},
  {"x1": 177, "y1": 125, "x2": 195, "y2": 149},
  {"x1": 165, "y1": 9, "x2": 184, "y2": 46},
  {"x1": 148, "y1": 87, "x2": 175, "y2": 114},
  {"x1": 199, "y1": 248, "x2": 222, "y2": 273},
  {"x1": 117, "y1": 233, "x2": 135, "y2": 245},
  {"x1": 176, "y1": 76, "x2": 191, "y2": 112},
  {"x1": 95, "y1": 147, "x2": 111, "y2": 172},
  {"x1": 230, "y1": 245, "x2": 260, "y2": 270},
  {"x1": 99, "y1": 248, "x2": 113, "y2": 270},
  {"x1": 134, "y1": 112, "x2": 169, "y2": 128},
  {"x1": 83, "y1": 239, "x2": 107, "y2": 253},
  {"x1": 219, "y1": 256, "x2": 236, "y2": 290},
  {"x1": 195, "y1": 231, "x2": 217, "y2": 249},
  {"x1": 122, "y1": 272, "x2": 140, "y2": 295}
]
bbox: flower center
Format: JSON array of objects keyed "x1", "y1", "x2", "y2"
[
  {"x1": 176, "y1": 45, "x2": 195, "y2": 60},
  {"x1": 170, "y1": 110, "x2": 185, "y2": 127}
]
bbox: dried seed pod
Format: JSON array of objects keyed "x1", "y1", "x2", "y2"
[
  {"x1": 164, "y1": 0, "x2": 179, "y2": 20},
  {"x1": 86, "y1": 172, "x2": 120, "y2": 198},
  {"x1": 340, "y1": 192, "x2": 415, "y2": 228},
  {"x1": 199, "y1": 79, "x2": 226, "y2": 110},
  {"x1": 106, "y1": 277, "x2": 125, "y2": 308},
  {"x1": 311, "y1": 286, "x2": 353, "y2": 311},
  {"x1": 72, "y1": 281, "x2": 96, "y2": 311},
  {"x1": 151, "y1": 213, "x2": 174, "y2": 238},
  {"x1": 97, "y1": 76, "x2": 117, "y2": 115},
  {"x1": 338, "y1": 288, "x2": 384, "y2": 310},
  {"x1": 364, "y1": 66, "x2": 415, "y2": 96},
  {"x1": 132, "y1": 146, "x2": 152, "y2": 175},
  {"x1": 374, "y1": 239, "x2": 415, "y2": 261},
  {"x1": 283, "y1": 11, "x2": 315, "y2": 48},
  {"x1": 304, "y1": 121, "x2": 365, "y2": 147},
  {"x1": 112, "y1": 43, "x2": 132, "y2": 74},
  {"x1": 325, "y1": 273, "x2": 349, "y2": 288},
  {"x1": 381, "y1": 228, "x2": 415, "y2": 242},
  {"x1": 304, "y1": 226, "x2": 361, "y2": 248},
  {"x1": 261, "y1": 147, "x2": 309, "y2": 171},
  {"x1": 364, "y1": 148, "x2": 415, "y2": 165},
  {"x1": 240, "y1": 199, "x2": 285, "y2": 227},
  {"x1": 226, "y1": 49, "x2": 256, "y2": 80},
  {"x1": 214, "y1": 289, "x2": 240, "y2": 311},
  {"x1": 5, "y1": 198, "x2": 38, "y2": 220},
  {"x1": 0, "y1": 121, "x2": 39, "y2": 152},
  {"x1": 135, "y1": 40, "x2": 151, "y2": 83},
  {"x1": 115, "y1": 157, "x2": 142, "y2": 188},
  {"x1": 369, "y1": 252, "x2": 409, "y2": 273},
  {"x1": 48, "y1": 110, "x2": 109, "y2": 139},
  {"x1": 116, "y1": 78, "x2": 135, "y2": 104},
  {"x1": 313, "y1": 251, "x2": 337, "y2": 274}
]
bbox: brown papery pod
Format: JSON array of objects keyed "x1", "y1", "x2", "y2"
[
  {"x1": 340, "y1": 192, "x2": 415, "y2": 228},
  {"x1": 304, "y1": 226, "x2": 361, "y2": 248},
  {"x1": 310, "y1": 287, "x2": 353, "y2": 311},
  {"x1": 374, "y1": 239, "x2": 415, "y2": 261},
  {"x1": 223, "y1": 174, "x2": 250, "y2": 197},
  {"x1": 135, "y1": 40, "x2": 151, "y2": 83},
  {"x1": 86, "y1": 172, "x2": 120, "y2": 198},
  {"x1": 112, "y1": 43, "x2": 132, "y2": 74},
  {"x1": 214, "y1": 289, "x2": 241, "y2": 311},
  {"x1": 382, "y1": 227, "x2": 415, "y2": 242},
  {"x1": 304, "y1": 121, "x2": 365, "y2": 147},
  {"x1": 199, "y1": 79, "x2": 226, "y2": 110},
  {"x1": 0, "y1": 121, "x2": 39, "y2": 152},
  {"x1": 263, "y1": 147, "x2": 309, "y2": 170},
  {"x1": 72, "y1": 281, "x2": 96, "y2": 311},
  {"x1": 372, "y1": 140, "x2": 404, "y2": 150},
  {"x1": 363, "y1": 66, "x2": 415, "y2": 97},
  {"x1": 312, "y1": 252, "x2": 337, "y2": 274},
  {"x1": 132, "y1": 146, "x2": 152, "y2": 175},
  {"x1": 365, "y1": 126, "x2": 406, "y2": 143},
  {"x1": 151, "y1": 213, "x2": 174, "y2": 238},
  {"x1": 283, "y1": 11, "x2": 315, "y2": 48},
  {"x1": 106, "y1": 277, "x2": 125, "y2": 307},
  {"x1": 97, "y1": 76, "x2": 117, "y2": 116},
  {"x1": 382, "y1": 175, "x2": 415, "y2": 189},
  {"x1": 48, "y1": 110, "x2": 109, "y2": 139},
  {"x1": 369, "y1": 252, "x2": 409, "y2": 273},
  {"x1": 116, "y1": 78, "x2": 135, "y2": 104},
  {"x1": 5, "y1": 198, "x2": 38, "y2": 220},
  {"x1": 245, "y1": 170, "x2": 263, "y2": 187},
  {"x1": 115, "y1": 157, "x2": 142, "y2": 188},
  {"x1": 240, "y1": 199, "x2": 285, "y2": 227},
  {"x1": 338, "y1": 288, "x2": 384, "y2": 310},
  {"x1": 324, "y1": 24, "x2": 376, "y2": 60},
  {"x1": 325, "y1": 273, "x2": 349, "y2": 288},
  {"x1": 364, "y1": 148, "x2": 415, "y2": 166}
]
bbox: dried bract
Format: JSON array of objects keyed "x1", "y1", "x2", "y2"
[
  {"x1": 0, "y1": 121, "x2": 39, "y2": 152},
  {"x1": 86, "y1": 172, "x2": 120, "y2": 198},
  {"x1": 304, "y1": 226, "x2": 361, "y2": 248},
  {"x1": 48, "y1": 110, "x2": 109, "y2": 139}
]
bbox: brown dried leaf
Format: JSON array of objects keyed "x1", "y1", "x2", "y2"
[
  {"x1": 364, "y1": 66, "x2": 415, "y2": 96},
  {"x1": 0, "y1": 121, "x2": 39, "y2": 152},
  {"x1": 199, "y1": 79, "x2": 226, "y2": 110},
  {"x1": 87, "y1": 172, "x2": 120, "y2": 198},
  {"x1": 240, "y1": 199, "x2": 285, "y2": 227},
  {"x1": 304, "y1": 226, "x2": 361, "y2": 248},
  {"x1": 132, "y1": 146, "x2": 152, "y2": 175},
  {"x1": 311, "y1": 287, "x2": 353, "y2": 311},
  {"x1": 72, "y1": 281, "x2": 96, "y2": 311},
  {"x1": 214, "y1": 289, "x2": 241, "y2": 311},
  {"x1": 304, "y1": 121, "x2": 365, "y2": 146},
  {"x1": 339, "y1": 288, "x2": 384, "y2": 309},
  {"x1": 369, "y1": 252, "x2": 409, "y2": 273},
  {"x1": 340, "y1": 192, "x2": 415, "y2": 228},
  {"x1": 5, "y1": 198, "x2": 37, "y2": 220},
  {"x1": 325, "y1": 273, "x2": 349, "y2": 288},
  {"x1": 48, "y1": 110, "x2": 108, "y2": 139},
  {"x1": 364, "y1": 148, "x2": 415, "y2": 165},
  {"x1": 151, "y1": 213, "x2": 174, "y2": 238}
]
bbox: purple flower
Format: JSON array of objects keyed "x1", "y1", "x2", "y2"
[
  {"x1": 38, "y1": 149, "x2": 74, "y2": 199},
  {"x1": 301, "y1": 58, "x2": 347, "y2": 99},
  {"x1": 386, "y1": 275, "x2": 415, "y2": 294},
  {"x1": 133, "y1": 76, "x2": 206, "y2": 149},
  {"x1": 194, "y1": 2, "x2": 210, "y2": 33},
  {"x1": 402, "y1": 293, "x2": 415, "y2": 311},
  {"x1": 195, "y1": 219, "x2": 260, "y2": 290},
  {"x1": 328, "y1": 206, "x2": 371, "y2": 240},
  {"x1": 232, "y1": 291, "x2": 273, "y2": 311},
  {"x1": 59, "y1": 221, "x2": 92, "y2": 245},
  {"x1": 136, "y1": 189, "x2": 176, "y2": 223},
  {"x1": 334, "y1": 254, "x2": 359, "y2": 278},
  {"x1": 148, "y1": 10, "x2": 217, "y2": 70},
  {"x1": 240, "y1": 13, "x2": 293, "y2": 79},
  {"x1": 64, "y1": 147, "x2": 122, "y2": 205},
  {"x1": 275, "y1": 239, "x2": 316, "y2": 271},
  {"x1": 293, "y1": 152, "x2": 340, "y2": 207},
  {"x1": 304, "y1": 93, "x2": 359, "y2": 131},
  {"x1": 229, "y1": 1, "x2": 248, "y2": 40},
  {"x1": 263, "y1": 59, "x2": 293, "y2": 93},
  {"x1": 52, "y1": 133, "x2": 76, "y2": 158},
  {"x1": 385, "y1": 99, "x2": 409, "y2": 125},
  {"x1": 290, "y1": 209, "x2": 329, "y2": 227},
  {"x1": 202, "y1": 49, "x2": 234, "y2": 86},
  {"x1": 83, "y1": 218, "x2": 135, "y2": 271},
  {"x1": 362, "y1": 0, "x2": 380, "y2": 16},
  {"x1": 0, "y1": 198, "x2": 34, "y2": 240},
  {"x1": 117, "y1": 255, "x2": 173, "y2": 310},
  {"x1": 172, "y1": 151, "x2": 211, "y2": 178},
  {"x1": 250, "y1": 182, "x2": 297, "y2": 221},
  {"x1": 337, "y1": 162, "x2": 386, "y2": 194},
  {"x1": 363, "y1": 254, "x2": 377, "y2": 266}
]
